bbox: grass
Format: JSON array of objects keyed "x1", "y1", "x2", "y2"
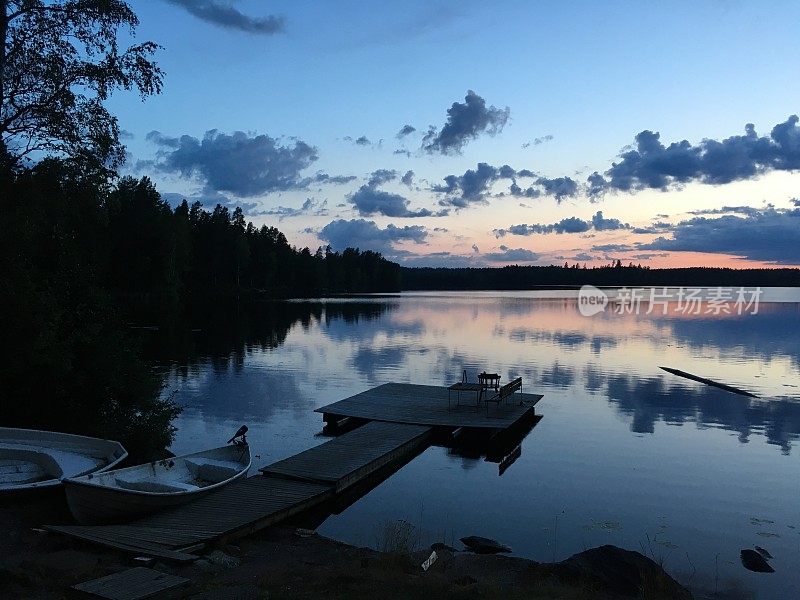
[{"x1": 376, "y1": 519, "x2": 420, "y2": 555}]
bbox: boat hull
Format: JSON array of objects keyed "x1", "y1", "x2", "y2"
[
  {"x1": 0, "y1": 428, "x2": 127, "y2": 493},
  {"x1": 64, "y1": 480, "x2": 221, "y2": 524},
  {"x1": 63, "y1": 444, "x2": 250, "y2": 524}
]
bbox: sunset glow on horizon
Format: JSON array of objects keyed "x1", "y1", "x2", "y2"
[{"x1": 117, "y1": 1, "x2": 800, "y2": 269}]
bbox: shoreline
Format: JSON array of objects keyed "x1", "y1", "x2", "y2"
[{"x1": 1, "y1": 495, "x2": 692, "y2": 599}]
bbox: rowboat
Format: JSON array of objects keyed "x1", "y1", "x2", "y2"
[
  {"x1": 0, "y1": 427, "x2": 128, "y2": 492},
  {"x1": 63, "y1": 443, "x2": 251, "y2": 524}
]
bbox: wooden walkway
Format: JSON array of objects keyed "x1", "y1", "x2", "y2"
[
  {"x1": 261, "y1": 421, "x2": 432, "y2": 491},
  {"x1": 47, "y1": 422, "x2": 432, "y2": 559},
  {"x1": 317, "y1": 383, "x2": 542, "y2": 429}
]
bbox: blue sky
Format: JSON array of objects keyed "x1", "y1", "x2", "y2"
[{"x1": 114, "y1": 0, "x2": 800, "y2": 267}]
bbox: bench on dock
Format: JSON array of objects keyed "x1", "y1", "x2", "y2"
[{"x1": 484, "y1": 377, "x2": 522, "y2": 415}]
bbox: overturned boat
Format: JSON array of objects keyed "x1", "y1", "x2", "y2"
[
  {"x1": 63, "y1": 442, "x2": 251, "y2": 524},
  {"x1": 0, "y1": 427, "x2": 128, "y2": 492}
]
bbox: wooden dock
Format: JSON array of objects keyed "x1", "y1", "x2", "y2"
[
  {"x1": 48, "y1": 382, "x2": 544, "y2": 561},
  {"x1": 261, "y1": 421, "x2": 432, "y2": 491},
  {"x1": 317, "y1": 382, "x2": 542, "y2": 429},
  {"x1": 47, "y1": 422, "x2": 432, "y2": 558}
]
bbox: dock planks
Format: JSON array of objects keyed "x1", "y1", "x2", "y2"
[
  {"x1": 72, "y1": 567, "x2": 189, "y2": 599},
  {"x1": 317, "y1": 382, "x2": 542, "y2": 429},
  {"x1": 48, "y1": 477, "x2": 333, "y2": 558},
  {"x1": 261, "y1": 421, "x2": 432, "y2": 491}
]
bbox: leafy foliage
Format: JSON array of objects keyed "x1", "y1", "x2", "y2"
[
  {"x1": 0, "y1": 0, "x2": 163, "y2": 168},
  {"x1": 0, "y1": 160, "x2": 178, "y2": 459}
]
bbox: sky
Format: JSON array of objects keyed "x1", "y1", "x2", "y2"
[{"x1": 112, "y1": 0, "x2": 800, "y2": 268}]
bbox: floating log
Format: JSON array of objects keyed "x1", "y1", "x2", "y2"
[{"x1": 659, "y1": 367, "x2": 758, "y2": 398}]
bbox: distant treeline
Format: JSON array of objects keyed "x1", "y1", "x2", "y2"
[
  {"x1": 402, "y1": 263, "x2": 800, "y2": 290},
  {"x1": 104, "y1": 177, "x2": 401, "y2": 299}
]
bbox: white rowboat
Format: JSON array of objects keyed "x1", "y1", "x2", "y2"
[
  {"x1": 0, "y1": 427, "x2": 128, "y2": 492},
  {"x1": 63, "y1": 443, "x2": 251, "y2": 524}
]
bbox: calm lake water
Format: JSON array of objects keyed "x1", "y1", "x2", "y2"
[{"x1": 152, "y1": 290, "x2": 800, "y2": 599}]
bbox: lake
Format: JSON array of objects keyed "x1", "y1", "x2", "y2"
[{"x1": 151, "y1": 290, "x2": 800, "y2": 599}]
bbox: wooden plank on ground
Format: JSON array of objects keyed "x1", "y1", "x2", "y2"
[{"x1": 72, "y1": 567, "x2": 189, "y2": 599}]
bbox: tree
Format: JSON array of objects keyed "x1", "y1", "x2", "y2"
[{"x1": 0, "y1": 0, "x2": 162, "y2": 169}]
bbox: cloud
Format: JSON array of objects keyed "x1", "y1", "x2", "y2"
[
  {"x1": 494, "y1": 211, "x2": 628, "y2": 237},
  {"x1": 434, "y1": 163, "x2": 580, "y2": 207},
  {"x1": 147, "y1": 129, "x2": 318, "y2": 197},
  {"x1": 164, "y1": 0, "x2": 284, "y2": 34},
  {"x1": 534, "y1": 176, "x2": 579, "y2": 201},
  {"x1": 522, "y1": 135, "x2": 554, "y2": 148},
  {"x1": 396, "y1": 124, "x2": 416, "y2": 138},
  {"x1": 591, "y1": 243, "x2": 634, "y2": 253},
  {"x1": 508, "y1": 181, "x2": 541, "y2": 199},
  {"x1": 367, "y1": 169, "x2": 398, "y2": 187},
  {"x1": 433, "y1": 162, "x2": 516, "y2": 207},
  {"x1": 344, "y1": 135, "x2": 373, "y2": 146},
  {"x1": 348, "y1": 169, "x2": 441, "y2": 218},
  {"x1": 483, "y1": 246, "x2": 539, "y2": 263},
  {"x1": 422, "y1": 90, "x2": 510, "y2": 155},
  {"x1": 495, "y1": 218, "x2": 588, "y2": 237},
  {"x1": 348, "y1": 185, "x2": 432, "y2": 218},
  {"x1": 591, "y1": 210, "x2": 630, "y2": 231},
  {"x1": 318, "y1": 219, "x2": 428, "y2": 256},
  {"x1": 262, "y1": 198, "x2": 328, "y2": 220},
  {"x1": 586, "y1": 171, "x2": 608, "y2": 198},
  {"x1": 638, "y1": 206, "x2": 800, "y2": 264},
  {"x1": 401, "y1": 170, "x2": 415, "y2": 187},
  {"x1": 393, "y1": 149, "x2": 412, "y2": 157},
  {"x1": 588, "y1": 115, "x2": 800, "y2": 196},
  {"x1": 471, "y1": 243, "x2": 480, "y2": 253},
  {"x1": 631, "y1": 221, "x2": 672, "y2": 234},
  {"x1": 433, "y1": 163, "x2": 505, "y2": 206},
  {"x1": 687, "y1": 205, "x2": 763, "y2": 217},
  {"x1": 400, "y1": 252, "x2": 483, "y2": 268},
  {"x1": 312, "y1": 172, "x2": 357, "y2": 185}
]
